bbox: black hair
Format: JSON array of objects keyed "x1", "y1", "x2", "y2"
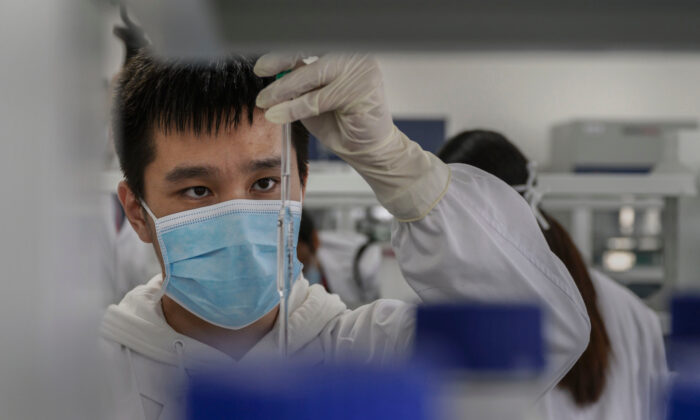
[
  {"x1": 437, "y1": 130, "x2": 529, "y2": 186},
  {"x1": 298, "y1": 211, "x2": 316, "y2": 252},
  {"x1": 437, "y1": 129, "x2": 612, "y2": 407},
  {"x1": 112, "y1": 51, "x2": 309, "y2": 200}
]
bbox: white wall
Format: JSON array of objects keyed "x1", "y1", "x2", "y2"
[{"x1": 378, "y1": 52, "x2": 700, "y2": 169}]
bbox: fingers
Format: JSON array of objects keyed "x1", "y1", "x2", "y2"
[
  {"x1": 264, "y1": 88, "x2": 329, "y2": 124},
  {"x1": 258, "y1": 53, "x2": 382, "y2": 125},
  {"x1": 256, "y1": 55, "x2": 340, "y2": 109},
  {"x1": 253, "y1": 52, "x2": 310, "y2": 77}
]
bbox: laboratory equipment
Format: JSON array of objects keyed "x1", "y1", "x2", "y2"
[
  {"x1": 414, "y1": 303, "x2": 545, "y2": 420},
  {"x1": 542, "y1": 119, "x2": 700, "y2": 309},
  {"x1": 277, "y1": 70, "x2": 294, "y2": 357},
  {"x1": 540, "y1": 173, "x2": 699, "y2": 310},
  {"x1": 550, "y1": 120, "x2": 697, "y2": 173}
]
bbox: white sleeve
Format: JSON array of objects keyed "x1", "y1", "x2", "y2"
[
  {"x1": 642, "y1": 306, "x2": 670, "y2": 419},
  {"x1": 320, "y1": 299, "x2": 416, "y2": 365},
  {"x1": 391, "y1": 163, "x2": 591, "y2": 394}
]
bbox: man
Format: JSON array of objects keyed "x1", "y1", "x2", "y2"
[{"x1": 100, "y1": 52, "x2": 590, "y2": 419}]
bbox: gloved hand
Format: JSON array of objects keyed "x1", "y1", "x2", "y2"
[{"x1": 255, "y1": 53, "x2": 450, "y2": 222}]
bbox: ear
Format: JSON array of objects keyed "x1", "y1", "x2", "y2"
[{"x1": 117, "y1": 180, "x2": 154, "y2": 244}]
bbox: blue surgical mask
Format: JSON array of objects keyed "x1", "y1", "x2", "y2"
[{"x1": 142, "y1": 199, "x2": 303, "y2": 330}]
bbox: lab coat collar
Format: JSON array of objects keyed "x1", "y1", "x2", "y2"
[{"x1": 100, "y1": 273, "x2": 347, "y2": 369}]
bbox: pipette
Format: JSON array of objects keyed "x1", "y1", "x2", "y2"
[{"x1": 276, "y1": 70, "x2": 294, "y2": 357}]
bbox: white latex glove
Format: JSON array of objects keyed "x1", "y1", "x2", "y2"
[{"x1": 254, "y1": 53, "x2": 450, "y2": 222}]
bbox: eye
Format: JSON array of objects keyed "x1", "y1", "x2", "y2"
[
  {"x1": 252, "y1": 177, "x2": 278, "y2": 192},
  {"x1": 182, "y1": 186, "x2": 211, "y2": 199}
]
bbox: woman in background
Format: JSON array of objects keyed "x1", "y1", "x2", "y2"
[{"x1": 438, "y1": 130, "x2": 668, "y2": 420}]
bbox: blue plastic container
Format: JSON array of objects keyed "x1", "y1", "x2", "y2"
[
  {"x1": 667, "y1": 375, "x2": 700, "y2": 420},
  {"x1": 413, "y1": 302, "x2": 546, "y2": 420},
  {"x1": 186, "y1": 363, "x2": 429, "y2": 420},
  {"x1": 669, "y1": 294, "x2": 700, "y2": 372},
  {"x1": 414, "y1": 302, "x2": 545, "y2": 375}
]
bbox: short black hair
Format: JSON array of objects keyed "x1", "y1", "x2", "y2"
[
  {"x1": 437, "y1": 130, "x2": 528, "y2": 187},
  {"x1": 113, "y1": 51, "x2": 309, "y2": 200}
]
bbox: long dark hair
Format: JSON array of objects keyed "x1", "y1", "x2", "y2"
[{"x1": 438, "y1": 130, "x2": 611, "y2": 406}]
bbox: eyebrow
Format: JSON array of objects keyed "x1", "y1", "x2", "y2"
[
  {"x1": 247, "y1": 157, "x2": 281, "y2": 172},
  {"x1": 164, "y1": 165, "x2": 221, "y2": 183},
  {"x1": 163, "y1": 158, "x2": 281, "y2": 184}
]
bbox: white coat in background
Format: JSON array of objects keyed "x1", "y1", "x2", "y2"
[
  {"x1": 316, "y1": 230, "x2": 383, "y2": 308},
  {"x1": 539, "y1": 269, "x2": 668, "y2": 420},
  {"x1": 99, "y1": 164, "x2": 591, "y2": 420}
]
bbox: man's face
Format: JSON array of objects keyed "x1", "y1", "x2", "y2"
[{"x1": 119, "y1": 109, "x2": 305, "y2": 271}]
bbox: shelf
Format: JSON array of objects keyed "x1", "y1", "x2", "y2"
[
  {"x1": 538, "y1": 173, "x2": 697, "y2": 197},
  {"x1": 593, "y1": 266, "x2": 665, "y2": 285}
]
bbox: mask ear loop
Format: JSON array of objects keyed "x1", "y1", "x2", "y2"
[
  {"x1": 140, "y1": 200, "x2": 157, "y2": 222},
  {"x1": 513, "y1": 162, "x2": 551, "y2": 231},
  {"x1": 140, "y1": 200, "x2": 170, "y2": 300}
]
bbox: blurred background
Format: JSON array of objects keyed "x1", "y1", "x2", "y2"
[{"x1": 2, "y1": 0, "x2": 700, "y2": 418}]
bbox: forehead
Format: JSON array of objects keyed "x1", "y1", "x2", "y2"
[{"x1": 148, "y1": 110, "x2": 281, "y2": 173}]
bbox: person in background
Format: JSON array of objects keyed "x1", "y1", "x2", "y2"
[
  {"x1": 296, "y1": 212, "x2": 326, "y2": 287},
  {"x1": 297, "y1": 212, "x2": 382, "y2": 308},
  {"x1": 438, "y1": 129, "x2": 668, "y2": 420}
]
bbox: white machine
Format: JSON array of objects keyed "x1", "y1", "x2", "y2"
[{"x1": 550, "y1": 119, "x2": 698, "y2": 173}]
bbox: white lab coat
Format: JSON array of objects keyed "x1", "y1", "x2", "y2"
[
  {"x1": 316, "y1": 230, "x2": 383, "y2": 308},
  {"x1": 99, "y1": 164, "x2": 591, "y2": 420},
  {"x1": 539, "y1": 269, "x2": 668, "y2": 420}
]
